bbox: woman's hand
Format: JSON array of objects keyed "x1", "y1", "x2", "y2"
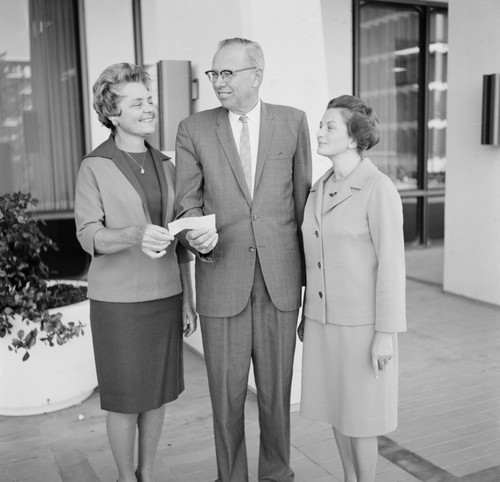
[
  {"x1": 371, "y1": 331, "x2": 394, "y2": 378},
  {"x1": 297, "y1": 316, "x2": 305, "y2": 342},
  {"x1": 140, "y1": 225, "x2": 174, "y2": 259},
  {"x1": 182, "y1": 300, "x2": 198, "y2": 337},
  {"x1": 93, "y1": 224, "x2": 172, "y2": 257}
]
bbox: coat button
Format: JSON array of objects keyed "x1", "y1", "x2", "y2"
[
  {"x1": 252, "y1": 215, "x2": 258, "y2": 221},
  {"x1": 314, "y1": 230, "x2": 319, "y2": 237},
  {"x1": 319, "y1": 291, "x2": 323, "y2": 298},
  {"x1": 317, "y1": 261, "x2": 321, "y2": 269},
  {"x1": 249, "y1": 247, "x2": 255, "y2": 252}
]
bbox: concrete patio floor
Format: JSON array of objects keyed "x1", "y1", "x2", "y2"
[{"x1": 1, "y1": 245, "x2": 499, "y2": 482}]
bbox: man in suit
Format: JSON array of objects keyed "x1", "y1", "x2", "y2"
[{"x1": 174, "y1": 38, "x2": 312, "y2": 482}]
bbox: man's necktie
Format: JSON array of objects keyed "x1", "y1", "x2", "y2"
[{"x1": 239, "y1": 115, "x2": 252, "y2": 196}]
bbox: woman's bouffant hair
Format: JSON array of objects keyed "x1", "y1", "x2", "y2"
[
  {"x1": 327, "y1": 95, "x2": 380, "y2": 153},
  {"x1": 92, "y1": 63, "x2": 151, "y2": 131}
]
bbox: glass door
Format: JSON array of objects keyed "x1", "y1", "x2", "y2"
[{"x1": 355, "y1": 1, "x2": 448, "y2": 245}]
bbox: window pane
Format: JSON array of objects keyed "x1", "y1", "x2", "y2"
[
  {"x1": 0, "y1": 0, "x2": 84, "y2": 211},
  {"x1": 358, "y1": 5, "x2": 420, "y2": 190},
  {"x1": 402, "y1": 197, "x2": 420, "y2": 244},
  {"x1": 427, "y1": 10, "x2": 448, "y2": 189},
  {"x1": 428, "y1": 195, "x2": 445, "y2": 241}
]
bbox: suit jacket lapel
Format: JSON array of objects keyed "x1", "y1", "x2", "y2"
[
  {"x1": 215, "y1": 108, "x2": 252, "y2": 205},
  {"x1": 254, "y1": 102, "x2": 274, "y2": 192}
]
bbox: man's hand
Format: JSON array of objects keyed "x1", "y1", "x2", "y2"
[{"x1": 186, "y1": 228, "x2": 218, "y2": 254}]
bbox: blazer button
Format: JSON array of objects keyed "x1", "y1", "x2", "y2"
[
  {"x1": 252, "y1": 215, "x2": 258, "y2": 221},
  {"x1": 319, "y1": 291, "x2": 323, "y2": 298},
  {"x1": 314, "y1": 230, "x2": 319, "y2": 237},
  {"x1": 249, "y1": 247, "x2": 256, "y2": 252},
  {"x1": 317, "y1": 261, "x2": 321, "y2": 269}
]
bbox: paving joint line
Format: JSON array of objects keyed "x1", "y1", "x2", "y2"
[{"x1": 379, "y1": 435, "x2": 500, "y2": 482}]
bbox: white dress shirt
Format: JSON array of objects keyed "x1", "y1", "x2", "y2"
[{"x1": 228, "y1": 100, "x2": 261, "y2": 197}]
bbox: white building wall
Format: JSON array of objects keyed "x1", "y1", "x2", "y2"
[
  {"x1": 142, "y1": 0, "x2": 333, "y2": 181},
  {"x1": 141, "y1": 0, "x2": 243, "y2": 115},
  {"x1": 84, "y1": 0, "x2": 135, "y2": 148},
  {"x1": 444, "y1": 0, "x2": 500, "y2": 306}
]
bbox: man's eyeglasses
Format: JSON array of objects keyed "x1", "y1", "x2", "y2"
[{"x1": 204, "y1": 67, "x2": 257, "y2": 83}]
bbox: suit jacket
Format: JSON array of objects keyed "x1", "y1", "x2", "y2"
[
  {"x1": 301, "y1": 159, "x2": 407, "y2": 332},
  {"x1": 75, "y1": 136, "x2": 191, "y2": 303},
  {"x1": 175, "y1": 102, "x2": 312, "y2": 317}
]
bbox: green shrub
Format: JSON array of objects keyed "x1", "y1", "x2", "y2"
[{"x1": 0, "y1": 192, "x2": 87, "y2": 361}]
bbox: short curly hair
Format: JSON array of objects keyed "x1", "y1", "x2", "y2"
[
  {"x1": 92, "y1": 63, "x2": 151, "y2": 131},
  {"x1": 327, "y1": 95, "x2": 380, "y2": 153}
]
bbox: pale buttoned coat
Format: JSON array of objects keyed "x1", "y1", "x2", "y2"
[{"x1": 301, "y1": 158, "x2": 407, "y2": 332}]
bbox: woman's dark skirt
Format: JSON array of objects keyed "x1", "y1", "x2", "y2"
[{"x1": 89, "y1": 294, "x2": 184, "y2": 414}]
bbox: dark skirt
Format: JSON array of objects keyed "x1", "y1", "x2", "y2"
[{"x1": 89, "y1": 294, "x2": 184, "y2": 414}]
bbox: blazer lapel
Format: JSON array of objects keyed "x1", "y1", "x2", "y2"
[
  {"x1": 149, "y1": 145, "x2": 173, "y2": 227},
  {"x1": 215, "y1": 108, "x2": 252, "y2": 205},
  {"x1": 254, "y1": 102, "x2": 274, "y2": 192}
]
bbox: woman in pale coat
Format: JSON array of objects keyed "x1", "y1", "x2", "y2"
[
  {"x1": 75, "y1": 63, "x2": 196, "y2": 482},
  {"x1": 298, "y1": 95, "x2": 406, "y2": 482}
]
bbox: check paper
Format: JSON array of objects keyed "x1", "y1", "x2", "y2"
[{"x1": 168, "y1": 214, "x2": 216, "y2": 236}]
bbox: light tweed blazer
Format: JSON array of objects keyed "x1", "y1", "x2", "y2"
[
  {"x1": 174, "y1": 102, "x2": 312, "y2": 317},
  {"x1": 302, "y1": 159, "x2": 407, "y2": 332},
  {"x1": 75, "y1": 137, "x2": 191, "y2": 303}
]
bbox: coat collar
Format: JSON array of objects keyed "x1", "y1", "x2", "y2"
[
  {"x1": 85, "y1": 135, "x2": 173, "y2": 226},
  {"x1": 311, "y1": 158, "x2": 378, "y2": 222},
  {"x1": 85, "y1": 135, "x2": 171, "y2": 162}
]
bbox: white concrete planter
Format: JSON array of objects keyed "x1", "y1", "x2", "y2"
[{"x1": 0, "y1": 282, "x2": 98, "y2": 416}]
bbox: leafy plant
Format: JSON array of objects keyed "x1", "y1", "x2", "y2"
[{"x1": 0, "y1": 192, "x2": 87, "y2": 361}]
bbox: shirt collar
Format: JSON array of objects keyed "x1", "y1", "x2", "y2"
[{"x1": 227, "y1": 99, "x2": 261, "y2": 125}]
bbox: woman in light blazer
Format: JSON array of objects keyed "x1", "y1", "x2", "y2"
[
  {"x1": 75, "y1": 63, "x2": 196, "y2": 482},
  {"x1": 298, "y1": 95, "x2": 406, "y2": 482}
]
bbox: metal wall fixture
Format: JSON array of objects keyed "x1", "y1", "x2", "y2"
[{"x1": 481, "y1": 73, "x2": 500, "y2": 145}]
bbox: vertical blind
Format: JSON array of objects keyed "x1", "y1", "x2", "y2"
[
  {"x1": 358, "y1": 6, "x2": 420, "y2": 190},
  {"x1": 0, "y1": 0, "x2": 84, "y2": 212}
]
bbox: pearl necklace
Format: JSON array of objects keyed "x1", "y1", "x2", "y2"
[{"x1": 123, "y1": 149, "x2": 147, "y2": 174}]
